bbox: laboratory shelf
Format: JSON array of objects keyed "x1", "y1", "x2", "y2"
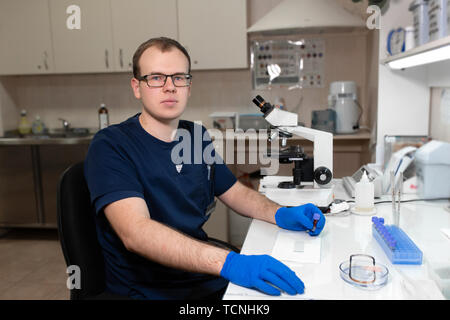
[{"x1": 380, "y1": 35, "x2": 450, "y2": 67}]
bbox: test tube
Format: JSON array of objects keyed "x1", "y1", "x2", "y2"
[
  {"x1": 391, "y1": 170, "x2": 400, "y2": 227},
  {"x1": 311, "y1": 213, "x2": 321, "y2": 232},
  {"x1": 390, "y1": 170, "x2": 395, "y2": 214},
  {"x1": 396, "y1": 172, "x2": 403, "y2": 227}
]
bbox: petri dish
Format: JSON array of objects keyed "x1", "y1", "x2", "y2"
[{"x1": 339, "y1": 255, "x2": 389, "y2": 290}]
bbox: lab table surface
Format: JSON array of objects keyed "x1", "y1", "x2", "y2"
[{"x1": 223, "y1": 179, "x2": 450, "y2": 300}]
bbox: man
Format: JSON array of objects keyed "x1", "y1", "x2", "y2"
[{"x1": 84, "y1": 37, "x2": 325, "y2": 300}]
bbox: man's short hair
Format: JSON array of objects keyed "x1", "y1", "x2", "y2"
[{"x1": 132, "y1": 37, "x2": 191, "y2": 78}]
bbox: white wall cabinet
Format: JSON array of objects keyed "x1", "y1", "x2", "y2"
[
  {"x1": 110, "y1": 0, "x2": 178, "y2": 72},
  {"x1": 0, "y1": 0, "x2": 54, "y2": 75},
  {"x1": 177, "y1": 0, "x2": 248, "y2": 70},
  {"x1": 49, "y1": 0, "x2": 114, "y2": 73},
  {"x1": 0, "y1": 0, "x2": 247, "y2": 75}
]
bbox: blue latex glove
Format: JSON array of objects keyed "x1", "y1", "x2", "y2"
[
  {"x1": 275, "y1": 203, "x2": 325, "y2": 236},
  {"x1": 220, "y1": 251, "x2": 305, "y2": 296}
]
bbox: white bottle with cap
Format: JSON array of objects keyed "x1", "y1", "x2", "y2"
[
  {"x1": 98, "y1": 103, "x2": 109, "y2": 130},
  {"x1": 352, "y1": 170, "x2": 376, "y2": 215}
]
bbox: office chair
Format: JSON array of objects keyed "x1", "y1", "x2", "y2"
[
  {"x1": 57, "y1": 161, "x2": 127, "y2": 300},
  {"x1": 57, "y1": 161, "x2": 239, "y2": 300}
]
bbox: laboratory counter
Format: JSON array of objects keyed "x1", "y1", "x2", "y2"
[
  {"x1": 213, "y1": 129, "x2": 372, "y2": 179},
  {"x1": 212, "y1": 128, "x2": 372, "y2": 141},
  {"x1": 223, "y1": 179, "x2": 450, "y2": 300},
  {"x1": 0, "y1": 130, "x2": 95, "y2": 145},
  {"x1": 0, "y1": 128, "x2": 372, "y2": 145}
]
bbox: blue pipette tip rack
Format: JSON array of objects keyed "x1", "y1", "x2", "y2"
[{"x1": 371, "y1": 216, "x2": 423, "y2": 265}]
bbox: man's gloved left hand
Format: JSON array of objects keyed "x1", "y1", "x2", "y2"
[
  {"x1": 275, "y1": 203, "x2": 325, "y2": 236},
  {"x1": 220, "y1": 251, "x2": 305, "y2": 296}
]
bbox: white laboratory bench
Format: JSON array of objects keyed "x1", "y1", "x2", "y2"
[{"x1": 223, "y1": 179, "x2": 450, "y2": 300}]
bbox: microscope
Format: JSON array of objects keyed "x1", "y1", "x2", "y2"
[{"x1": 252, "y1": 95, "x2": 334, "y2": 209}]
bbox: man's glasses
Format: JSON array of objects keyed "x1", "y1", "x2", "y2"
[{"x1": 137, "y1": 73, "x2": 193, "y2": 88}]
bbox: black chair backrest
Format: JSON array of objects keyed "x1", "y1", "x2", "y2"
[{"x1": 57, "y1": 161, "x2": 106, "y2": 300}]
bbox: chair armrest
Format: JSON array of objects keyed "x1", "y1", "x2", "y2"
[{"x1": 207, "y1": 237, "x2": 240, "y2": 253}]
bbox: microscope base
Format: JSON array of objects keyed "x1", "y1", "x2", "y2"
[{"x1": 259, "y1": 176, "x2": 334, "y2": 208}]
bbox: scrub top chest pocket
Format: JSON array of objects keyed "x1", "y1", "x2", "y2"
[{"x1": 176, "y1": 163, "x2": 215, "y2": 216}]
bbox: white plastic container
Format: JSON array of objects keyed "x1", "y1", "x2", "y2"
[
  {"x1": 409, "y1": 0, "x2": 430, "y2": 46},
  {"x1": 415, "y1": 140, "x2": 450, "y2": 198},
  {"x1": 405, "y1": 26, "x2": 415, "y2": 50},
  {"x1": 428, "y1": 0, "x2": 448, "y2": 41},
  {"x1": 328, "y1": 81, "x2": 359, "y2": 134},
  {"x1": 354, "y1": 171, "x2": 375, "y2": 215}
]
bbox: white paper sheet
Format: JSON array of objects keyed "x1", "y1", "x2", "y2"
[{"x1": 271, "y1": 229, "x2": 321, "y2": 264}]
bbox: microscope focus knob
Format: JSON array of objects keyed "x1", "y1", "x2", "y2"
[{"x1": 314, "y1": 166, "x2": 332, "y2": 185}]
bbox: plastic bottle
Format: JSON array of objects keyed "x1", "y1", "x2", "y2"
[
  {"x1": 405, "y1": 26, "x2": 415, "y2": 50},
  {"x1": 98, "y1": 103, "x2": 109, "y2": 130},
  {"x1": 354, "y1": 170, "x2": 375, "y2": 214},
  {"x1": 18, "y1": 109, "x2": 31, "y2": 135},
  {"x1": 32, "y1": 115, "x2": 46, "y2": 135}
]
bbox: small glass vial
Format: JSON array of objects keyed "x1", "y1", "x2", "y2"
[{"x1": 98, "y1": 103, "x2": 109, "y2": 130}]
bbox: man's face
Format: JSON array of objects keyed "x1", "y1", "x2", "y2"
[{"x1": 131, "y1": 46, "x2": 191, "y2": 122}]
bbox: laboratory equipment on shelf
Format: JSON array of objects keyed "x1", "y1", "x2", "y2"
[
  {"x1": 339, "y1": 254, "x2": 389, "y2": 290},
  {"x1": 387, "y1": 27, "x2": 406, "y2": 55},
  {"x1": 409, "y1": 0, "x2": 430, "y2": 47},
  {"x1": 372, "y1": 216, "x2": 423, "y2": 265},
  {"x1": 252, "y1": 95, "x2": 334, "y2": 209},
  {"x1": 311, "y1": 109, "x2": 336, "y2": 133},
  {"x1": 328, "y1": 81, "x2": 362, "y2": 134}
]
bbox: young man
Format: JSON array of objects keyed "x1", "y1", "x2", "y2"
[{"x1": 84, "y1": 37, "x2": 325, "y2": 300}]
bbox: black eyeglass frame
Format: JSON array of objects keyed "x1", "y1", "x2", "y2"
[{"x1": 136, "y1": 73, "x2": 193, "y2": 88}]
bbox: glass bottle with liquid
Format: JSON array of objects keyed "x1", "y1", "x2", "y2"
[
  {"x1": 98, "y1": 103, "x2": 109, "y2": 130},
  {"x1": 18, "y1": 109, "x2": 32, "y2": 136}
]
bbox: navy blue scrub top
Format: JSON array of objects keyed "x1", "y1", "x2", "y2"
[{"x1": 84, "y1": 113, "x2": 237, "y2": 299}]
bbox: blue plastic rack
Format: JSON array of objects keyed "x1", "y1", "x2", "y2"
[{"x1": 371, "y1": 217, "x2": 423, "y2": 265}]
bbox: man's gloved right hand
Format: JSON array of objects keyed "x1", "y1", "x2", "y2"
[{"x1": 220, "y1": 251, "x2": 304, "y2": 296}]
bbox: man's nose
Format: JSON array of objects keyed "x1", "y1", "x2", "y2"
[{"x1": 163, "y1": 76, "x2": 176, "y2": 91}]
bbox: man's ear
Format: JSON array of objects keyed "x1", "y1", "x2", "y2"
[{"x1": 131, "y1": 78, "x2": 141, "y2": 99}]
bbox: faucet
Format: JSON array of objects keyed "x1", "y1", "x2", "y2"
[{"x1": 58, "y1": 118, "x2": 70, "y2": 131}]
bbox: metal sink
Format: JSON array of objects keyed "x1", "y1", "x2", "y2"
[
  {"x1": 47, "y1": 128, "x2": 93, "y2": 138},
  {"x1": 0, "y1": 128, "x2": 95, "y2": 144}
]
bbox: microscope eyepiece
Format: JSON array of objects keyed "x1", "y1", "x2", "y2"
[
  {"x1": 252, "y1": 95, "x2": 273, "y2": 114},
  {"x1": 253, "y1": 95, "x2": 265, "y2": 107}
]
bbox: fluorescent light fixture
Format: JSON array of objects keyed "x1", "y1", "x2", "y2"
[{"x1": 388, "y1": 44, "x2": 450, "y2": 69}]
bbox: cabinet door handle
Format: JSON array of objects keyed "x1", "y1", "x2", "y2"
[
  {"x1": 43, "y1": 51, "x2": 48, "y2": 70},
  {"x1": 119, "y1": 48, "x2": 124, "y2": 68},
  {"x1": 105, "y1": 49, "x2": 109, "y2": 68}
]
